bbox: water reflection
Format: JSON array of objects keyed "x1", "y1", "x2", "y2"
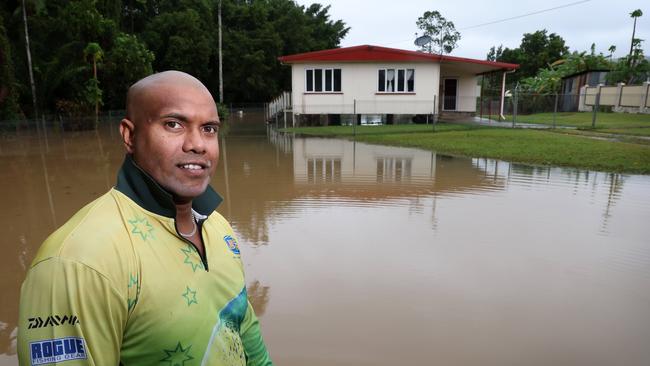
[{"x1": 1, "y1": 117, "x2": 649, "y2": 365}]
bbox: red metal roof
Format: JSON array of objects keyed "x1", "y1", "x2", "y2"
[{"x1": 278, "y1": 45, "x2": 519, "y2": 71}]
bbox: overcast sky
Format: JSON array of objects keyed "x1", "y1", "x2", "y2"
[{"x1": 293, "y1": 0, "x2": 648, "y2": 60}]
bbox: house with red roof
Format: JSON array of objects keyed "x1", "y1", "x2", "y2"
[{"x1": 275, "y1": 45, "x2": 518, "y2": 125}]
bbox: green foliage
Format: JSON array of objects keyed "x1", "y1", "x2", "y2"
[
  {"x1": 82, "y1": 77, "x2": 102, "y2": 108},
  {"x1": 415, "y1": 10, "x2": 460, "y2": 54},
  {"x1": 218, "y1": 1, "x2": 348, "y2": 101},
  {"x1": 104, "y1": 33, "x2": 154, "y2": 108},
  {"x1": 0, "y1": 0, "x2": 348, "y2": 117},
  {"x1": 607, "y1": 39, "x2": 649, "y2": 84},
  {"x1": 217, "y1": 103, "x2": 229, "y2": 122},
  {"x1": 0, "y1": 16, "x2": 19, "y2": 119},
  {"x1": 142, "y1": 6, "x2": 214, "y2": 82},
  {"x1": 83, "y1": 42, "x2": 103, "y2": 65},
  {"x1": 490, "y1": 30, "x2": 569, "y2": 84},
  {"x1": 520, "y1": 50, "x2": 611, "y2": 93}
]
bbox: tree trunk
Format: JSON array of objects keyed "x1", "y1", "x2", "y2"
[
  {"x1": 218, "y1": 0, "x2": 224, "y2": 104},
  {"x1": 630, "y1": 17, "x2": 637, "y2": 56},
  {"x1": 93, "y1": 58, "x2": 98, "y2": 127},
  {"x1": 21, "y1": 0, "x2": 38, "y2": 119}
]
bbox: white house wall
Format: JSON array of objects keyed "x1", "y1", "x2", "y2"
[
  {"x1": 440, "y1": 66, "x2": 479, "y2": 112},
  {"x1": 291, "y1": 63, "x2": 440, "y2": 115}
]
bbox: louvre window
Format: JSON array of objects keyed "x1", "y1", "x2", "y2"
[
  {"x1": 305, "y1": 68, "x2": 342, "y2": 92},
  {"x1": 378, "y1": 68, "x2": 415, "y2": 93}
]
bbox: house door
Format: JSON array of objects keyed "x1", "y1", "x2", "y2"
[{"x1": 443, "y1": 78, "x2": 457, "y2": 111}]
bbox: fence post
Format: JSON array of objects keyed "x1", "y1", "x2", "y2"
[
  {"x1": 592, "y1": 84, "x2": 602, "y2": 128},
  {"x1": 512, "y1": 86, "x2": 518, "y2": 128},
  {"x1": 614, "y1": 82, "x2": 625, "y2": 112},
  {"x1": 432, "y1": 95, "x2": 437, "y2": 132},
  {"x1": 553, "y1": 93, "x2": 558, "y2": 129},
  {"x1": 353, "y1": 99, "x2": 357, "y2": 137}
]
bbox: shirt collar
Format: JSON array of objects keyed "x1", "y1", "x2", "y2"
[{"x1": 115, "y1": 154, "x2": 222, "y2": 218}]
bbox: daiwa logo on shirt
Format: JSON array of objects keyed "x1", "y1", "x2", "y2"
[
  {"x1": 224, "y1": 235, "x2": 240, "y2": 255},
  {"x1": 30, "y1": 337, "x2": 86, "y2": 365}
]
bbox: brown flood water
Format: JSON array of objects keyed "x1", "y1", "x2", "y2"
[{"x1": 1, "y1": 111, "x2": 650, "y2": 365}]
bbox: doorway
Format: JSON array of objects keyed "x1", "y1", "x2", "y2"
[{"x1": 443, "y1": 78, "x2": 458, "y2": 111}]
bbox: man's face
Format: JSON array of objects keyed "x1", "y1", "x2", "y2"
[{"x1": 126, "y1": 83, "x2": 220, "y2": 202}]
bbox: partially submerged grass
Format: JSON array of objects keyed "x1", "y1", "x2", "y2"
[
  {"x1": 284, "y1": 124, "x2": 650, "y2": 174},
  {"x1": 505, "y1": 112, "x2": 650, "y2": 135}
]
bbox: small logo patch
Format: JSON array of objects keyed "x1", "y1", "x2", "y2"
[
  {"x1": 28, "y1": 315, "x2": 79, "y2": 329},
  {"x1": 224, "y1": 235, "x2": 240, "y2": 255},
  {"x1": 30, "y1": 337, "x2": 86, "y2": 365}
]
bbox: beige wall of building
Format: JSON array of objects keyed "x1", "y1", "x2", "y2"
[{"x1": 291, "y1": 62, "x2": 440, "y2": 115}]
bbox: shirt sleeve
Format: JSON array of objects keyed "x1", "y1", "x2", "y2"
[
  {"x1": 240, "y1": 300, "x2": 273, "y2": 366},
  {"x1": 18, "y1": 257, "x2": 127, "y2": 365}
]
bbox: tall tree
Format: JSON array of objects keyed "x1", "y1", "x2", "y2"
[
  {"x1": 83, "y1": 42, "x2": 103, "y2": 123},
  {"x1": 608, "y1": 39, "x2": 649, "y2": 84},
  {"x1": 415, "y1": 10, "x2": 460, "y2": 54},
  {"x1": 608, "y1": 45, "x2": 616, "y2": 61},
  {"x1": 490, "y1": 30, "x2": 569, "y2": 85},
  {"x1": 629, "y1": 9, "x2": 643, "y2": 57}
]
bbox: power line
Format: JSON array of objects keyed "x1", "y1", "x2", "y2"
[
  {"x1": 384, "y1": 0, "x2": 592, "y2": 48},
  {"x1": 459, "y1": 0, "x2": 592, "y2": 30}
]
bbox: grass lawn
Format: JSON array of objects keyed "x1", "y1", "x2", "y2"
[
  {"x1": 503, "y1": 112, "x2": 650, "y2": 135},
  {"x1": 283, "y1": 125, "x2": 650, "y2": 174}
]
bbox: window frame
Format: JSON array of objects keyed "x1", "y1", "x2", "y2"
[
  {"x1": 377, "y1": 68, "x2": 415, "y2": 93},
  {"x1": 305, "y1": 68, "x2": 342, "y2": 93}
]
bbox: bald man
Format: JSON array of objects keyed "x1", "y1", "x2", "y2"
[{"x1": 18, "y1": 71, "x2": 273, "y2": 365}]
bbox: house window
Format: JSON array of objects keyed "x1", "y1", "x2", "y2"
[
  {"x1": 378, "y1": 68, "x2": 414, "y2": 93},
  {"x1": 306, "y1": 68, "x2": 341, "y2": 92}
]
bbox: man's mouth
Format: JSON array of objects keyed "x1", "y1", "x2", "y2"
[{"x1": 178, "y1": 162, "x2": 209, "y2": 170}]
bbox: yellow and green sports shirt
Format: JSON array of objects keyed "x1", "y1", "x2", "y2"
[{"x1": 18, "y1": 155, "x2": 273, "y2": 366}]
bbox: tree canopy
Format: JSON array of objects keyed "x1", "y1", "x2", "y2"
[
  {"x1": 415, "y1": 10, "x2": 460, "y2": 54},
  {"x1": 488, "y1": 30, "x2": 569, "y2": 85},
  {"x1": 0, "y1": 0, "x2": 349, "y2": 119}
]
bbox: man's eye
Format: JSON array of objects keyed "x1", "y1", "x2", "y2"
[
  {"x1": 165, "y1": 121, "x2": 182, "y2": 129},
  {"x1": 203, "y1": 125, "x2": 219, "y2": 134}
]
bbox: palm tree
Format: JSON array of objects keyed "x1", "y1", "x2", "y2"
[
  {"x1": 608, "y1": 45, "x2": 616, "y2": 61},
  {"x1": 83, "y1": 42, "x2": 103, "y2": 126},
  {"x1": 629, "y1": 9, "x2": 643, "y2": 57}
]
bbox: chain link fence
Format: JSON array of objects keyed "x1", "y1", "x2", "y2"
[{"x1": 479, "y1": 86, "x2": 650, "y2": 130}]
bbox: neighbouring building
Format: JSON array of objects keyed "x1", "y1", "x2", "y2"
[
  {"x1": 560, "y1": 69, "x2": 609, "y2": 112},
  {"x1": 273, "y1": 45, "x2": 519, "y2": 126}
]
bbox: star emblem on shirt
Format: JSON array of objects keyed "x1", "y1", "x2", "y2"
[
  {"x1": 160, "y1": 342, "x2": 194, "y2": 366},
  {"x1": 180, "y1": 246, "x2": 204, "y2": 272},
  {"x1": 182, "y1": 286, "x2": 198, "y2": 306},
  {"x1": 128, "y1": 216, "x2": 155, "y2": 241}
]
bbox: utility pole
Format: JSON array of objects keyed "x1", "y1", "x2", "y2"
[
  {"x1": 21, "y1": 0, "x2": 38, "y2": 119},
  {"x1": 218, "y1": 0, "x2": 224, "y2": 104}
]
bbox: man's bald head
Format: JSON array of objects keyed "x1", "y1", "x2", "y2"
[
  {"x1": 126, "y1": 71, "x2": 214, "y2": 121},
  {"x1": 119, "y1": 70, "x2": 220, "y2": 201}
]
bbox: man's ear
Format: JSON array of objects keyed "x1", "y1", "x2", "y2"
[{"x1": 120, "y1": 118, "x2": 136, "y2": 154}]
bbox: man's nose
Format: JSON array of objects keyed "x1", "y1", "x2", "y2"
[{"x1": 182, "y1": 128, "x2": 206, "y2": 153}]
